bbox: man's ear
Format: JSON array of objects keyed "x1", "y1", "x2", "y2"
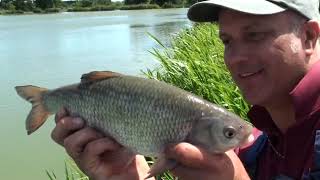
[{"x1": 303, "y1": 20, "x2": 320, "y2": 56}]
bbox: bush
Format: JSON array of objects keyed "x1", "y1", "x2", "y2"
[
  {"x1": 90, "y1": 5, "x2": 117, "y2": 11},
  {"x1": 68, "y1": 5, "x2": 117, "y2": 12},
  {"x1": 67, "y1": 7, "x2": 91, "y2": 12},
  {"x1": 15, "y1": 9, "x2": 24, "y2": 13},
  {"x1": 77, "y1": 0, "x2": 92, "y2": 7},
  {"x1": 119, "y1": 3, "x2": 160, "y2": 10},
  {"x1": 161, "y1": 2, "x2": 183, "y2": 8},
  {"x1": 4, "y1": 9, "x2": 24, "y2": 14},
  {"x1": 33, "y1": 7, "x2": 43, "y2": 13},
  {"x1": 45, "y1": 7, "x2": 61, "y2": 13},
  {"x1": 5, "y1": 2, "x2": 16, "y2": 11}
]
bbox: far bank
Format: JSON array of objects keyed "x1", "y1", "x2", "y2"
[{"x1": 0, "y1": 0, "x2": 197, "y2": 15}]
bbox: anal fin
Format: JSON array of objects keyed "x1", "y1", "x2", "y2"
[{"x1": 145, "y1": 155, "x2": 177, "y2": 179}]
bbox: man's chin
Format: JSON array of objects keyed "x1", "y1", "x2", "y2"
[{"x1": 242, "y1": 93, "x2": 269, "y2": 106}]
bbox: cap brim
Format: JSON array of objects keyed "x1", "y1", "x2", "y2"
[{"x1": 188, "y1": 0, "x2": 286, "y2": 22}]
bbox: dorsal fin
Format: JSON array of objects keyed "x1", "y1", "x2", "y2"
[{"x1": 80, "y1": 71, "x2": 123, "y2": 84}]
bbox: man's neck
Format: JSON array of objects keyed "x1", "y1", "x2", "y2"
[{"x1": 264, "y1": 97, "x2": 296, "y2": 134}]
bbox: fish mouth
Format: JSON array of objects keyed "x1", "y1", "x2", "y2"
[
  {"x1": 241, "y1": 133, "x2": 255, "y2": 147},
  {"x1": 246, "y1": 134, "x2": 255, "y2": 143},
  {"x1": 238, "y1": 122, "x2": 254, "y2": 146}
]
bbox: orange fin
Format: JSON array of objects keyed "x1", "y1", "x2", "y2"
[
  {"x1": 145, "y1": 155, "x2": 177, "y2": 179},
  {"x1": 15, "y1": 85, "x2": 51, "y2": 135},
  {"x1": 80, "y1": 71, "x2": 123, "y2": 84}
]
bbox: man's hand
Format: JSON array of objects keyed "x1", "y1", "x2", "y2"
[
  {"x1": 165, "y1": 142, "x2": 250, "y2": 180},
  {"x1": 51, "y1": 108, "x2": 154, "y2": 180},
  {"x1": 51, "y1": 108, "x2": 249, "y2": 180}
]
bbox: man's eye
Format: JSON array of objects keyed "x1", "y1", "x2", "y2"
[{"x1": 247, "y1": 32, "x2": 266, "y2": 41}]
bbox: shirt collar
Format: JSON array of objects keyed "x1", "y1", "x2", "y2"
[
  {"x1": 291, "y1": 61, "x2": 320, "y2": 119},
  {"x1": 248, "y1": 60, "x2": 320, "y2": 133}
]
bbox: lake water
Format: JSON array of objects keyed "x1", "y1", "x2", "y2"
[{"x1": 0, "y1": 9, "x2": 190, "y2": 180}]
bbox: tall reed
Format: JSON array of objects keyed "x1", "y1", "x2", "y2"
[
  {"x1": 46, "y1": 159, "x2": 89, "y2": 180},
  {"x1": 144, "y1": 23, "x2": 249, "y2": 119}
]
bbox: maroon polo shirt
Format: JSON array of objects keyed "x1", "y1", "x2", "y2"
[{"x1": 239, "y1": 61, "x2": 320, "y2": 179}]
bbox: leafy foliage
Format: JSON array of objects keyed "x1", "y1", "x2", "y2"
[
  {"x1": 120, "y1": 3, "x2": 159, "y2": 10},
  {"x1": 34, "y1": 0, "x2": 54, "y2": 9},
  {"x1": 13, "y1": 0, "x2": 34, "y2": 11},
  {"x1": 124, "y1": 0, "x2": 149, "y2": 5}
]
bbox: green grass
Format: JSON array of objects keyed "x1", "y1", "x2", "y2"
[
  {"x1": 144, "y1": 23, "x2": 249, "y2": 119},
  {"x1": 46, "y1": 159, "x2": 89, "y2": 180},
  {"x1": 48, "y1": 23, "x2": 249, "y2": 180}
]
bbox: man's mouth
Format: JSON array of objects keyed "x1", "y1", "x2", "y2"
[{"x1": 238, "y1": 69, "x2": 263, "y2": 78}]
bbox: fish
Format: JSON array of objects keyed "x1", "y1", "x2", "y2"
[{"x1": 15, "y1": 71, "x2": 253, "y2": 178}]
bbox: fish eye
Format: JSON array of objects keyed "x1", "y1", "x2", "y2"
[{"x1": 223, "y1": 126, "x2": 236, "y2": 139}]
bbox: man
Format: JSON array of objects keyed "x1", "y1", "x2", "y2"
[{"x1": 51, "y1": 0, "x2": 320, "y2": 179}]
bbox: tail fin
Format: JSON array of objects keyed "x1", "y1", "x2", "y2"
[{"x1": 15, "y1": 85, "x2": 50, "y2": 135}]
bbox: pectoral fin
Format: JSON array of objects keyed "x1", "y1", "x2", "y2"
[{"x1": 145, "y1": 155, "x2": 177, "y2": 179}]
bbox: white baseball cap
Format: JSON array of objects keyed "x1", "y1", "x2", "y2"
[{"x1": 188, "y1": 0, "x2": 320, "y2": 22}]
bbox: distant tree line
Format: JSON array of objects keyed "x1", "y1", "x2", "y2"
[
  {"x1": 0, "y1": 0, "x2": 65, "y2": 12},
  {"x1": 123, "y1": 0, "x2": 197, "y2": 7},
  {"x1": 0, "y1": 0, "x2": 201, "y2": 13}
]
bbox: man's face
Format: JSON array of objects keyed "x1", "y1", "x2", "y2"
[{"x1": 218, "y1": 10, "x2": 308, "y2": 106}]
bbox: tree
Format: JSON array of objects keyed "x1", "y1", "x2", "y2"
[
  {"x1": 1, "y1": 0, "x2": 13, "y2": 9},
  {"x1": 12, "y1": 0, "x2": 34, "y2": 11},
  {"x1": 53, "y1": 0, "x2": 63, "y2": 8},
  {"x1": 124, "y1": 0, "x2": 148, "y2": 5},
  {"x1": 74, "y1": 0, "x2": 92, "y2": 7},
  {"x1": 3, "y1": 1, "x2": 16, "y2": 10},
  {"x1": 149, "y1": 0, "x2": 164, "y2": 6},
  {"x1": 35, "y1": 0, "x2": 53, "y2": 9},
  {"x1": 95, "y1": 0, "x2": 111, "y2": 5},
  {"x1": 150, "y1": 0, "x2": 184, "y2": 7}
]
